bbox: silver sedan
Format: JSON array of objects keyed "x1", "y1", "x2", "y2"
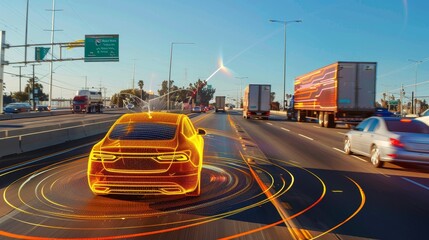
[{"x1": 344, "y1": 116, "x2": 429, "y2": 168}]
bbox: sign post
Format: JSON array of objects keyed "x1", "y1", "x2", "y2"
[{"x1": 85, "y1": 34, "x2": 119, "y2": 62}]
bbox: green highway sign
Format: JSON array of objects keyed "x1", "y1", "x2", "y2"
[
  {"x1": 85, "y1": 34, "x2": 119, "y2": 62},
  {"x1": 35, "y1": 47, "x2": 50, "y2": 61}
]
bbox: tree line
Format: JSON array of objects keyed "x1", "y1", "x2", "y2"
[{"x1": 110, "y1": 79, "x2": 216, "y2": 108}]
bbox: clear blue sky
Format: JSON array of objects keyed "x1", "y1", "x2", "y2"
[{"x1": 1, "y1": 0, "x2": 428, "y2": 106}]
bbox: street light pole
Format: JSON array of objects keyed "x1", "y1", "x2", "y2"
[
  {"x1": 408, "y1": 59, "x2": 423, "y2": 114},
  {"x1": 235, "y1": 76, "x2": 248, "y2": 108},
  {"x1": 269, "y1": 19, "x2": 302, "y2": 111},
  {"x1": 167, "y1": 42, "x2": 194, "y2": 111}
]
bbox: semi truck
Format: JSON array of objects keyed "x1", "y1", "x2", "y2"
[
  {"x1": 215, "y1": 96, "x2": 226, "y2": 112},
  {"x1": 243, "y1": 84, "x2": 271, "y2": 120},
  {"x1": 287, "y1": 61, "x2": 376, "y2": 128},
  {"x1": 71, "y1": 90, "x2": 103, "y2": 113}
]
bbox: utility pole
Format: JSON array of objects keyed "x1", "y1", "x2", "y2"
[
  {"x1": 400, "y1": 84, "x2": 404, "y2": 116},
  {"x1": 132, "y1": 59, "x2": 136, "y2": 90},
  {"x1": 46, "y1": 0, "x2": 62, "y2": 109},
  {"x1": 32, "y1": 64, "x2": 36, "y2": 110},
  {"x1": 0, "y1": 31, "x2": 5, "y2": 114},
  {"x1": 13, "y1": 65, "x2": 25, "y2": 92},
  {"x1": 24, "y1": 0, "x2": 29, "y2": 64}
]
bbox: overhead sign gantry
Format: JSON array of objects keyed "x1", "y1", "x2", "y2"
[
  {"x1": 84, "y1": 34, "x2": 119, "y2": 62},
  {"x1": 0, "y1": 31, "x2": 120, "y2": 113}
]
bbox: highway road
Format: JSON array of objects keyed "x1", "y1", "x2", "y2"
[{"x1": 1, "y1": 110, "x2": 429, "y2": 239}]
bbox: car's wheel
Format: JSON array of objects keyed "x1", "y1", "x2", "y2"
[
  {"x1": 370, "y1": 145, "x2": 384, "y2": 168},
  {"x1": 186, "y1": 180, "x2": 201, "y2": 197},
  {"x1": 344, "y1": 137, "x2": 352, "y2": 155}
]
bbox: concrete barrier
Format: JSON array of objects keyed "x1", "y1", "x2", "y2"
[
  {"x1": 0, "y1": 136, "x2": 21, "y2": 158},
  {"x1": 66, "y1": 125, "x2": 87, "y2": 141},
  {"x1": 20, "y1": 129, "x2": 69, "y2": 153},
  {"x1": 0, "y1": 116, "x2": 118, "y2": 158},
  {"x1": 83, "y1": 120, "x2": 114, "y2": 137},
  {"x1": 7, "y1": 125, "x2": 61, "y2": 137},
  {"x1": 0, "y1": 131, "x2": 6, "y2": 138},
  {"x1": 0, "y1": 114, "x2": 13, "y2": 120}
]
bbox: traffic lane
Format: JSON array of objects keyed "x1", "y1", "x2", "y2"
[
  {"x1": 191, "y1": 110, "x2": 298, "y2": 239},
  {"x1": 268, "y1": 115, "x2": 349, "y2": 149},
  {"x1": 264, "y1": 116, "x2": 429, "y2": 177},
  {"x1": 0, "y1": 112, "x2": 292, "y2": 239},
  {"x1": 234, "y1": 115, "x2": 429, "y2": 239},
  {"x1": 0, "y1": 154, "x2": 287, "y2": 240}
]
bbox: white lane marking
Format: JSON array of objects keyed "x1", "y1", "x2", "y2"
[
  {"x1": 337, "y1": 132, "x2": 345, "y2": 135},
  {"x1": 332, "y1": 148, "x2": 367, "y2": 162},
  {"x1": 402, "y1": 177, "x2": 429, "y2": 191},
  {"x1": 333, "y1": 147, "x2": 344, "y2": 153},
  {"x1": 352, "y1": 155, "x2": 368, "y2": 162},
  {"x1": 298, "y1": 134, "x2": 314, "y2": 141},
  {"x1": 266, "y1": 122, "x2": 273, "y2": 125},
  {"x1": 281, "y1": 127, "x2": 290, "y2": 132},
  {"x1": 313, "y1": 126, "x2": 321, "y2": 129}
]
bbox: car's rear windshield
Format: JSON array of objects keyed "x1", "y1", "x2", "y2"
[
  {"x1": 109, "y1": 123, "x2": 177, "y2": 140},
  {"x1": 386, "y1": 119, "x2": 429, "y2": 134}
]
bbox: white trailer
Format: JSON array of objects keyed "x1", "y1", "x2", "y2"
[
  {"x1": 215, "y1": 96, "x2": 226, "y2": 112},
  {"x1": 243, "y1": 84, "x2": 271, "y2": 120}
]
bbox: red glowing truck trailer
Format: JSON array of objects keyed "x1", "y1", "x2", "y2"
[{"x1": 286, "y1": 61, "x2": 377, "y2": 128}]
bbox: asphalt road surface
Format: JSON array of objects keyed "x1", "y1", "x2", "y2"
[{"x1": 1, "y1": 110, "x2": 428, "y2": 239}]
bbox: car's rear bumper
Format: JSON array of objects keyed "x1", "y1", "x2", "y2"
[
  {"x1": 381, "y1": 151, "x2": 429, "y2": 165},
  {"x1": 88, "y1": 172, "x2": 199, "y2": 195}
]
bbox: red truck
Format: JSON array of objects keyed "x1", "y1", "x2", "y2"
[
  {"x1": 71, "y1": 90, "x2": 103, "y2": 113},
  {"x1": 287, "y1": 62, "x2": 377, "y2": 128}
]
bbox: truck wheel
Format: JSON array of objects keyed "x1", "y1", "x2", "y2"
[
  {"x1": 297, "y1": 110, "x2": 304, "y2": 122},
  {"x1": 318, "y1": 112, "x2": 324, "y2": 127},
  {"x1": 327, "y1": 114, "x2": 336, "y2": 128},
  {"x1": 323, "y1": 113, "x2": 329, "y2": 128}
]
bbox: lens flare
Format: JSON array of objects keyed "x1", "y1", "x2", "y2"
[{"x1": 206, "y1": 56, "x2": 232, "y2": 82}]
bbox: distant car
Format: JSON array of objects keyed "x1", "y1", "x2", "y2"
[
  {"x1": 416, "y1": 109, "x2": 429, "y2": 125},
  {"x1": 191, "y1": 106, "x2": 202, "y2": 113},
  {"x1": 203, "y1": 106, "x2": 209, "y2": 112},
  {"x1": 3, "y1": 103, "x2": 32, "y2": 113},
  {"x1": 36, "y1": 105, "x2": 50, "y2": 111},
  {"x1": 87, "y1": 112, "x2": 206, "y2": 196},
  {"x1": 344, "y1": 116, "x2": 429, "y2": 168},
  {"x1": 126, "y1": 103, "x2": 135, "y2": 110},
  {"x1": 420, "y1": 109, "x2": 429, "y2": 117},
  {"x1": 373, "y1": 107, "x2": 396, "y2": 117}
]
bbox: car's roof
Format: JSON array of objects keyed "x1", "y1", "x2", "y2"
[{"x1": 116, "y1": 112, "x2": 185, "y2": 125}]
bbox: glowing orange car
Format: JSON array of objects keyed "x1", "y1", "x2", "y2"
[{"x1": 87, "y1": 112, "x2": 206, "y2": 196}]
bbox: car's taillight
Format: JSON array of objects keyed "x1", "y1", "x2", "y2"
[
  {"x1": 157, "y1": 153, "x2": 189, "y2": 161},
  {"x1": 90, "y1": 153, "x2": 117, "y2": 162},
  {"x1": 390, "y1": 138, "x2": 404, "y2": 148}
]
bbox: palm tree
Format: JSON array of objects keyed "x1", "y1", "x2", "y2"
[{"x1": 137, "y1": 80, "x2": 144, "y2": 99}]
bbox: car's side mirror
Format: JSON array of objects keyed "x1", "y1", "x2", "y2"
[{"x1": 197, "y1": 128, "x2": 207, "y2": 136}]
